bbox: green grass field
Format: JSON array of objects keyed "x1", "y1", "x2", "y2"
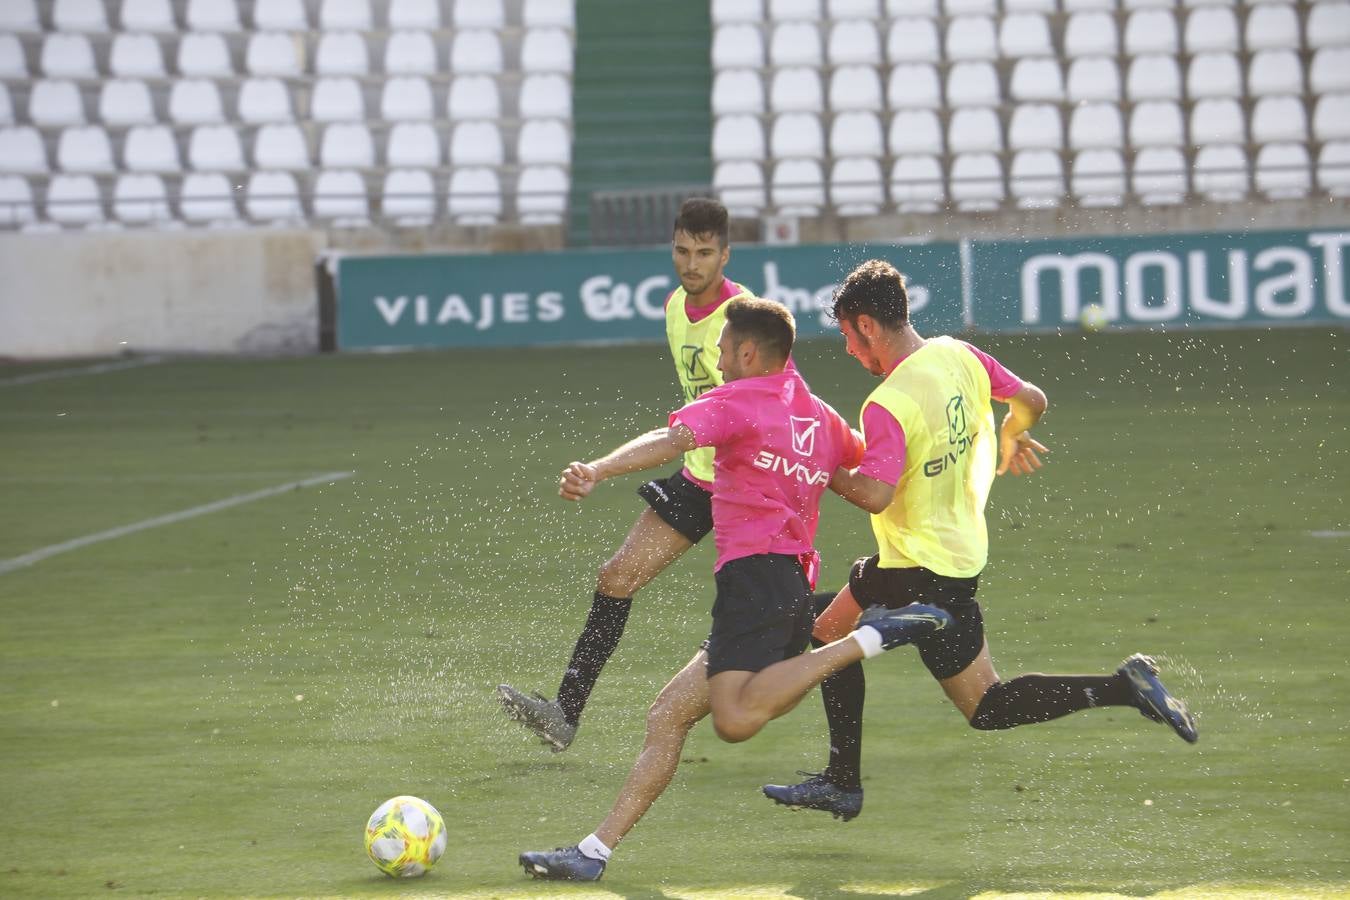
[{"x1": 1, "y1": 328, "x2": 1347, "y2": 899}]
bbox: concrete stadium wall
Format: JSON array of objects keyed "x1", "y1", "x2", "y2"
[{"x1": 0, "y1": 228, "x2": 325, "y2": 359}]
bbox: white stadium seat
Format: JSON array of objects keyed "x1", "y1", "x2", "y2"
[
  {"x1": 1124, "y1": 10, "x2": 1178, "y2": 55},
  {"x1": 1067, "y1": 57, "x2": 1121, "y2": 102},
  {"x1": 381, "y1": 168, "x2": 436, "y2": 225},
  {"x1": 1193, "y1": 144, "x2": 1248, "y2": 202},
  {"x1": 712, "y1": 114, "x2": 767, "y2": 160},
  {"x1": 188, "y1": 125, "x2": 246, "y2": 171},
  {"x1": 771, "y1": 159, "x2": 826, "y2": 216},
  {"x1": 887, "y1": 64, "x2": 943, "y2": 109},
  {"x1": 1005, "y1": 0, "x2": 1055, "y2": 11},
  {"x1": 713, "y1": 25, "x2": 766, "y2": 69},
  {"x1": 1069, "y1": 102, "x2": 1124, "y2": 149},
  {"x1": 320, "y1": 0, "x2": 373, "y2": 31},
  {"x1": 54, "y1": 0, "x2": 108, "y2": 32},
  {"x1": 113, "y1": 173, "x2": 171, "y2": 224},
  {"x1": 319, "y1": 122, "x2": 376, "y2": 168},
  {"x1": 1010, "y1": 58, "x2": 1064, "y2": 102},
  {"x1": 451, "y1": 30, "x2": 504, "y2": 74},
  {"x1": 886, "y1": 18, "x2": 941, "y2": 65},
  {"x1": 385, "y1": 30, "x2": 437, "y2": 75},
  {"x1": 830, "y1": 66, "x2": 884, "y2": 111},
  {"x1": 1133, "y1": 146, "x2": 1188, "y2": 205},
  {"x1": 380, "y1": 76, "x2": 433, "y2": 120},
  {"x1": 1307, "y1": 2, "x2": 1350, "y2": 49},
  {"x1": 313, "y1": 169, "x2": 370, "y2": 224},
  {"x1": 946, "y1": 16, "x2": 998, "y2": 61},
  {"x1": 522, "y1": 29, "x2": 574, "y2": 73},
  {"x1": 1010, "y1": 149, "x2": 1064, "y2": 209},
  {"x1": 829, "y1": 111, "x2": 884, "y2": 157},
  {"x1": 1255, "y1": 142, "x2": 1311, "y2": 200},
  {"x1": 120, "y1": 0, "x2": 175, "y2": 32},
  {"x1": 450, "y1": 121, "x2": 504, "y2": 166},
  {"x1": 247, "y1": 33, "x2": 304, "y2": 77},
  {"x1": 714, "y1": 160, "x2": 767, "y2": 216},
  {"x1": 177, "y1": 33, "x2": 234, "y2": 78},
  {"x1": 771, "y1": 0, "x2": 823, "y2": 18},
  {"x1": 1249, "y1": 50, "x2": 1303, "y2": 98},
  {"x1": 770, "y1": 67, "x2": 824, "y2": 112},
  {"x1": 41, "y1": 34, "x2": 98, "y2": 79},
  {"x1": 168, "y1": 80, "x2": 226, "y2": 125},
  {"x1": 944, "y1": 62, "x2": 1000, "y2": 107},
  {"x1": 1184, "y1": 6, "x2": 1239, "y2": 53},
  {"x1": 1310, "y1": 49, "x2": 1350, "y2": 95},
  {"x1": 110, "y1": 34, "x2": 165, "y2": 78},
  {"x1": 1314, "y1": 94, "x2": 1350, "y2": 142},
  {"x1": 770, "y1": 112, "x2": 826, "y2": 159},
  {"x1": 771, "y1": 22, "x2": 824, "y2": 66},
  {"x1": 948, "y1": 107, "x2": 1003, "y2": 153},
  {"x1": 180, "y1": 172, "x2": 238, "y2": 223},
  {"x1": 999, "y1": 14, "x2": 1053, "y2": 58},
  {"x1": 30, "y1": 81, "x2": 86, "y2": 127},
  {"x1": 517, "y1": 119, "x2": 571, "y2": 166},
  {"x1": 187, "y1": 0, "x2": 241, "y2": 31},
  {"x1": 58, "y1": 125, "x2": 116, "y2": 173},
  {"x1": 0, "y1": 0, "x2": 40, "y2": 33},
  {"x1": 1127, "y1": 55, "x2": 1181, "y2": 101},
  {"x1": 1065, "y1": 0, "x2": 1115, "y2": 11},
  {"x1": 890, "y1": 154, "x2": 944, "y2": 212},
  {"x1": 888, "y1": 110, "x2": 943, "y2": 156},
  {"x1": 1190, "y1": 99, "x2": 1245, "y2": 146},
  {"x1": 316, "y1": 32, "x2": 370, "y2": 76},
  {"x1": 0, "y1": 175, "x2": 37, "y2": 227},
  {"x1": 830, "y1": 157, "x2": 886, "y2": 216},
  {"x1": 254, "y1": 0, "x2": 308, "y2": 30},
  {"x1": 1251, "y1": 96, "x2": 1307, "y2": 145},
  {"x1": 311, "y1": 77, "x2": 366, "y2": 122},
  {"x1": 0, "y1": 127, "x2": 47, "y2": 174},
  {"x1": 950, "y1": 152, "x2": 1004, "y2": 211},
  {"x1": 0, "y1": 84, "x2": 12, "y2": 126},
  {"x1": 449, "y1": 166, "x2": 504, "y2": 224},
  {"x1": 448, "y1": 76, "x2": 501, "y2": 119},
  {"x1": 99, "y1": 80, "x2": 156, "y2": 126},
  {"x1": 1129, "y1": 100, "x2": 1184, "y2": 147},
  {"x1": 519, "y1": 74, "x2": 571, "y2": 119},
  {"x1": 713, "y1": 70, "x2": 765, "y2": 115},
  {"x1": 1244, "y1": 5, "x2": 1300, "y2": 51},
  {"x1": 515, "y1": 166, "x2": 565, "y2": 224},
  {"x1": 1063, "y1": 13, "x2": 1117, "y2": 57},
  {"x1": 522, "y1": 0, "x2": 574, "y2": 28},
  {"x1": 453, "y1": 0, "x2": 505, "y2": 28},
  {"x1": 46, "y1": 174, "x2": 104, "y2": 225},
  {"x1": 385, "y1": 121, "x2": 441, "y2": 168},
  {"x1": 1008, "y1": 103, "x2": 1062, "y2": 150},
  {"x1": 830, "y1": 0, "x2": 881, "y2": 15},
  {"x1": 887, "y1": 0, "x2": 938, "y2": 15},
  {"x1": 713, "y1": 0, "x2": 763, "y2": 23},
  {"x1": 238, "y1": 78, "x2": 294, "y2": 123},
  {"x1": 1071, "y1": 149, "x2": 1127, "y2": 207},
  {"x1": 946, "y1": 0, "x2": 996, "y2": 14},
  {"x1": 252, "y1": 124, "x2": 310, "y2": 169},
  {"x1": 828, "y1": 20, "x2": 882, "y2": 65},
  {"x1": 0, "y1": 35, "x2": 27, "y2": 79},
  {"x1": 245, "y1": 171, "x2": 303, "y2": 221},
  {"x1": 1318, "y1": 142, "x2": 1350, "y2": 197},
  {"x1": 1187, "y1": 53, "x2": 1242, "y2": 99},
  {"x1": 122, "y1": 124, "x2": 180, "y2": 172},
  {"x1": 389, "y1": 0, "x2": 441, "y2": 29}
]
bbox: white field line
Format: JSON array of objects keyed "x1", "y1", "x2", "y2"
[
  {"x1": 0, "y1": 356, "x2": 163, "y2": 387},
  {"x1": 0, "y1": 471, "x2": 353, "y2": 576},
  {"x1": 1307, "y1": 530, "x2": 1350, "y2": 538}
]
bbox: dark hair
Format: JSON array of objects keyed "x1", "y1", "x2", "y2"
[
  {"x1": 724, "y1": 297, "x2": 795, "y2": 364},
  {"x1": 672, "y1": 197, "x2": 729, "y2": 247},
  {"x1": 830, "y1": 259, "x2": 910, "y2": 329}
]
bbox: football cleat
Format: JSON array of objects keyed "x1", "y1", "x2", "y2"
[
  {"x1": 497, "y1": 684, "x2": 577, "y2": 752},
  {"x1": 856, "y1": 603, "x2": 954, "y2": 650},
  {"x1": 519, "y1": 845, "x2": 606, "y2": 881},
  {"x1": 762, "y1": 772, "x2": 864, "y2": 822},
  {"x1": 1119, "y1": 654, "x2": 1198, "y2": 744}
]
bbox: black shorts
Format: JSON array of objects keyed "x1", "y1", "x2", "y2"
[
  {"x1": 848, "y1": 555, "x2": 984, "y2": 681},
  {"x1": 705, "y1": 554, "x2": 814, "y2": 677},
  {"x1": 637, "y1": 469, "x2": 714, "y2": 544}
]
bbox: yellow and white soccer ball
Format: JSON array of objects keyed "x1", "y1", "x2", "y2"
[
  {"x1": 363, "y1": 795, "x2": 447, "y2": 878},
  {"x1": 1079, "y1": 303, "x2": 1109, "y2": 332}
]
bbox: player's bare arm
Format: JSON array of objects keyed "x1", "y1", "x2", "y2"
[
  {"x1": 828, "y1": 467, "x2": 894, "y2": 514},
  {"x1": 559, "y1": 425, "x2": 699, "y2": 501},
  {"x1": 997, "y1": 381, "x2": 1049, "y2": 476}
]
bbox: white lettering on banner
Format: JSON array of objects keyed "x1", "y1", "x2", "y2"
[
  {"x1": 1021, "y1": 253, "x2": 1120, "y2": 323},
  {"x1": 1253, "y1": 247, "x2": 1313, "y2": 318},
  {"x1": 1308, "y1": 232, "x2": 1350, "y2": 316},
  {"x1": 635, "y1": 275, "x2": 671, "y2": 318},
  {"x1": 760, "y1": 262, "x2": 929, "y2": 328},
  {"x1": 577, "y1": 274, "x2": 672, "y2": 322},
  {"x1": 1124, "y1": 252, "x2": 1182, "y2": 322},
  {"x1": 373, "y1": 292, "x2": 566, "y2": 329},
  {"x1": 1188, "y1": 250, "x2": 1248, "y2": 320}
]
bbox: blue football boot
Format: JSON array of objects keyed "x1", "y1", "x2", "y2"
[
  {"x1": 856, "y1": 603, "x2": 954, "y2": 649},
  {"x1": 1119, "y1": 653, "x2": 1199, "y2": 744},
  {"x1": 762, "y1": 772, "x2": 864, "y2": 822},
  {"x1": 519, "y1": 845, "x2": 605, "y2": 881}
]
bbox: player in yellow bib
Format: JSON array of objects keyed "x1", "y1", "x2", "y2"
[
  {"x1": 763, "y1": 259, "x2": 1199, "y2": 821},
  {"x1": 498, "y1": 199, "x2": 825, "y2": 752}
]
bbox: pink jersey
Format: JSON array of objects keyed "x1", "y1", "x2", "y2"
[{"x1": 671, "y1": 370, "x2": 864, "y2": 571}]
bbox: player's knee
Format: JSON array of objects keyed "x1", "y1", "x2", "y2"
[
  {"x1": 596, "y1": 554, "x2": 647, "y2": 597},
  {"x1": 710, "y1": 709, "x2": 760, "y2": 743},
  {"x1": 967, "y1": 683, "x2": 1004, "y2": 730}
]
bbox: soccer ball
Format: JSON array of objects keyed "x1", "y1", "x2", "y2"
[
  {"x1": 1079, "y1": 303, "x2": 1109, "y2": 332},
  {"x1": 363, "y1": 795, "x2": 447, "y2": 878}
]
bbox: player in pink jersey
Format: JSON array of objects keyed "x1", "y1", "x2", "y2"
[{"x1": 518, "y1": 298, "x2": 958, "y2": 882}]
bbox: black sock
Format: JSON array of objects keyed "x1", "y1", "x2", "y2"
[
  {"x1": 820, "y1": 659, "x2": 866, "y2": 791},
  {"x1": 969, "y1": 672, "x2": 1134, "y2": 730},
  {"x1": 555, "y1": 593, "x2": 632, "y2": 726}
]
